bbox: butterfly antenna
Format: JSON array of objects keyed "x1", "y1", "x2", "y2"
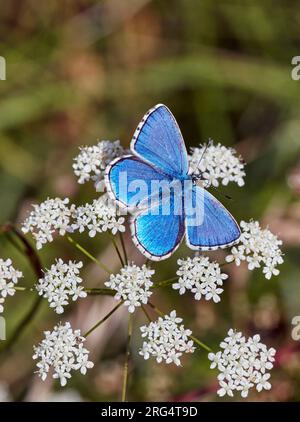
[{"x1": 194, "y1": 139, "x2": 213, "y2": 173}]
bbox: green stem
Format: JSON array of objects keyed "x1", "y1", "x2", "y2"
[
  {"x1": 13, "y1": 286, "x2": 116, "y2": 296},
  {"x1": 189, "y1": 334, "x2": 212, "y2": 352},
  {"x1": 153, "y1": 276, "x2": 178, "y2": 289},
  {"x1": 122, "y1": 314, "x2": 133, "y2": 402},
  {"x1": 141, "y1": 305, "x2": 152, "y2": 322},
  {"x1": 84, "y1": 287, "x2": 115, "y2": 296},
  {"x1": 67, "y1": 236, "x2": 112, "y2": 274},
  {"x1": 84, "y1": 301, "x2": 122, "y2": 337},
  {"x1": 14, "y1": 286, "x2": 28, "y2": 291},
  {"x1": 119, "y1": 232, "x2": 128, "y2": 265},
  {"x1": 147, "y1": 301, "x2": 163, "y2": 317},
  {"x1": 219, "y1": 261, "x2": 230, "y2": 267},
  {"x1": 109, "y1": 234, "x2": 125, "y2": 267}
]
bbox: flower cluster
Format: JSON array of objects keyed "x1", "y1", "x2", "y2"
[
  {"x1": 105, "y1": 264, "x2": 154, "y2": 313},
  {"x1": 189, "y1": 142, "x2": 245, "y2": 187},
  {"x1": 22, "y1": 194, "x2": 126, "y2": 248},
  {"x1": 72, "y1": 194, "x2": 125, "y2": 237},
  {"x1": 173, "y1": 256, "x2": 228, "y2": 303},
  {"x1": 73, "y1": 140, "x2": 124, "y2": 191},
  {"x1": 0, "y1": 259, "x2": 23, "y2": 313},
  {"x1": 208, "y1": 329, "x2": 276, "y2": 398},
  {"x1": 36, "y1": 259, "x2": 86, "y2": 314},
  {"x1": 226, "y1": 220, "x2": 283, "y2": 279},
  {"x1": 33, "y1": 322, "x2": 94, "y2": 386},
  {"x1": 139, "y1": 311, "x2": 195, "y2": 366},
  {"x1": 22, "y1": 198, "x2": 75, "y2": 250}
]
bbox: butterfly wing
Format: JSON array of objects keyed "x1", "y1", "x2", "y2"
[
  {"x1": 131, "y1": 188, "x2": 185, "y2": 261},
  {"x1": 185, "y1": 185, "x2": 241, "y2": 250},
  {"x1": 105, "y1": 155, "x2": 172, "y2": 210},
  {"x1": 131, "y1": 104, "x2": 189, "y2": 178}
]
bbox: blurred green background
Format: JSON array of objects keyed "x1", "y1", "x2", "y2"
[{"x1": 1, "y1": 0, "x2": 300, "y2": 402}]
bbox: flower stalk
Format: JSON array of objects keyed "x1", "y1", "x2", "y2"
[{"x1": 122, "y1": 313, "x2": 133, "y2": 402}]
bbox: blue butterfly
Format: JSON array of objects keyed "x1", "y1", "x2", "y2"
[{"x1": 105, "y1": 104, "x2": 241, "y2": 261}]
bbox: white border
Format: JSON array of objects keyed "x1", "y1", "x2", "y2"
[{"x1": 104, "y1": 154, "x2": 141, "y2": 212}]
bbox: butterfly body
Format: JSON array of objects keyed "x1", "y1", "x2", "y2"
[{"x1": 105, "y1": 104, "x2": 241, "y2": 261}]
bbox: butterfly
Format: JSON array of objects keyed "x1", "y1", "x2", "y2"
[{"x1": 105, "y1": 104, "x2": 241, "y2": 261}]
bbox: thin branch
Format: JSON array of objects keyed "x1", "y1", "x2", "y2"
[
  {"x1": 189, "y1": 334, "x2": 212, "y2": 353},
  {"x1": 119, "y1": 232, "x2": 128, "y2": 265},
  {"x1": 67, "y1": 235, "x2": 112, "y2": 274},
  {"x1": 141, "y1": 305, "x2": 152, "y2": 322},
  {"x1": 153, "y1": 276, "x2": 178, "y2": 289},
  {"x1": 84, "y1": 287, "x2": 115, "y2": 296},
  {"x1": 84, "y1": 301, "x2": 122, "y2": 337},
  {"x1": 122, "y1": 313, "x2": 133, "y2": 402},
  {"x1": 1, "y1": 223, "x2": 43, "y2": 279},
  {"x1": 109, "y1": 233, "x2": 125, "y2": 267}
]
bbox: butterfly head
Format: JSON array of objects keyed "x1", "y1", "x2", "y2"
[{"x1": 191, "y1": 171, "x2": 206, "y2": 187}]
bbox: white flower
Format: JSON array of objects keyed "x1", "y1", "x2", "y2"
[
  {"x1": 0, "y1": 259, "x2": 23, "y2": 313},
  {"x1": 105, "y1": 264, "x2": 154, "y2": 313},
  {"x1": 208, "y1": 329, "x2": 276, "y2": 398},
  {"x1": 256, "y1": 373, "x2": 271, "y2": 392},
  {"x1": 72, "y1": 194, "x2": 125, "y2": 237},
  {"x1": 139, "y1": 310, "x2": 195, "y2": 366},
  {"x1": 226, "y1": 220, "x2": 284, "y2": 279},
  {"x1": 173, "y1": 256, "x2": 228, "y2": 303},
  {"x1": 217, "y1": 380, "x2": 234, "y2": 397},
  {"x1": 22, "y1": 198, "x2": 75, "y2": 249},
  {"x1": 36, "y1": 259, "x2": 86, "y2": 314},
  {"x1": 73, "y1": 140, "x2": 124, "y2": 191},
  {"x1": 33, "y1": 322, "x2": 94, "y2": 387},
  {"x1": 189, "y1": 141, "x2": 245, "y2": 188}
]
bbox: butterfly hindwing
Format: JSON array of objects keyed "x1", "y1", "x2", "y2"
[
  {"x1": 185, "y1": 185, "x2": 241, "y2": 250},
  {"x1": 131, "y1": 189, "x2": 185, "y2": 261}
]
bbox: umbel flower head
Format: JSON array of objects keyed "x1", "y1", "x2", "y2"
[
  {"x1": 36, "y1": 259, "x2": 86, "y2": 314},
  {"x1": 189, "y1": 141, "x2": 245, "y2": 188},
  {"x1": 22, "y1": 198, "x2": 75, "y2": 250},
  {"x1": 73, "y1": 140, "x2": 124, "y2": 191},
  {"x1": 226, "y1": 220, "x2": 284, "y2": 279},
  {"x1": 33, "y1": 322, "x2": 94, "y2": 387},
  {"x1": 105, "y1": 264, "x2": 154, "y2": 313},
  {"x1": 208, "y1": 329, "x2": 276, "y2": 398},
  {"x1": 173, "y1": 256, "x2": 228, "y2": 303},
  {"x1": 72, "y1": 194, "x2": 125, "y2": 237},
  {"x1": 0, "y1": 258, "x2": 23, "y2": 313},
  {"x1": 139, "y1": 311, "x2": 195, "y2": 366}
]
